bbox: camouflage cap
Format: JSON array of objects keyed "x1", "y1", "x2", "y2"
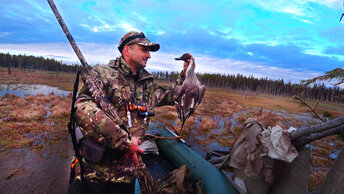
[{"x1": 118, "y1": 31, "x2": 160, "y2": 53}]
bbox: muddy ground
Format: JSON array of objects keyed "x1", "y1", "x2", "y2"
[
  {"x1": 0, "y1": 131, "x2": 73, "y2": 194},
  {"x1": 0, "y1": 93, "x2": 74, "y2": 194},
  {"x1": 0, "y1": 92, "x2": 343, "y2": 193}
]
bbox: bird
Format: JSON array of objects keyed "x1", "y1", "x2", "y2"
[{"x1": 174, "y1": 53, "x2": 206, "y2": 132}]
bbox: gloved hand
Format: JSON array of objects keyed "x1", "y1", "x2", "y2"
[{"x1": 125, "y1": 137, "x2": 144, "y2": 166}]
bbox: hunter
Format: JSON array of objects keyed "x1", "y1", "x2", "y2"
[{"x1": 68, "y1": 31, "x2": 194, "y2": 193}]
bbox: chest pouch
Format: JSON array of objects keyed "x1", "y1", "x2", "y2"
[{"x1": 81, "y1": 138, "x2": 105, "y2": 163}]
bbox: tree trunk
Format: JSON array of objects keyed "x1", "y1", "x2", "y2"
[
  {"x1": 317, "y1": 147, "x2": 344, "y2": 194},
  {"x1": 292, "y1": 124, "x2": 344, "y2": 149},
  {"x1": 290, "y1": 115, "x2": 344, "y2": 140},
  {"x1": 8, "y1": 62, "x2": 11, "y2": 74}
]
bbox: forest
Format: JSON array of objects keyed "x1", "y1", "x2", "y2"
[
  {"x1": 1, "y1": 52, "x2": 343, "y2": 103},
  {"x1": 153, "y1": 71, "x2": 344, "y2": 103},
  {"x1": 0, "y1": 52, "x2": 80, "y2": 73}
]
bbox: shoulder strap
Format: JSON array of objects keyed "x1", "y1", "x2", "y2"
[{"x1": 68, "y1": 71, "x2": 90, "y2": 192}]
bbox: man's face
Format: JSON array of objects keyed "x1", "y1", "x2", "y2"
[{"x1": 127, "y1": 44, "x2": 151, "y2": 69}]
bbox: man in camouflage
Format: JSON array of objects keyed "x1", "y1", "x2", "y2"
[{"x1": 68, "y1": 31, "x2": 194, "y2": 193}]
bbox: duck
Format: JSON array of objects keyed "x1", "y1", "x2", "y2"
[{"x1": 174, "y1": 53, "x2": 206, "y2": 132}]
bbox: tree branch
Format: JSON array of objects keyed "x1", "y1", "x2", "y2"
[
  {"x1": 301, "y1": 68, "x2": 344, "y2": 86},
  {"x1": 293, "y1": 95, "x2": 325, "y2": 122}
]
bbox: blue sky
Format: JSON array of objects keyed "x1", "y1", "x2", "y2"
[{"x1": 1, "y1": 0, "x2": 344, "y2": 83}]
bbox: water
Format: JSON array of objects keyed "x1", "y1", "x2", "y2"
[
  {"x1": 0, "y1": 84, "x2": 71, "y2": 97},
  {"x1": 330, "y1": 149, "x2": 340, "y2": 159}
]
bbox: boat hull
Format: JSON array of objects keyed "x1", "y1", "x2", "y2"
[{"x1": 155, "y1": 127, "x2": 237, "y2": 194}]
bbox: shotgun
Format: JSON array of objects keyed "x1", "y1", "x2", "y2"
[
  {"x1": 47, "y1": 1, "x2": 158, "y2": 193},
  {"x1": 47, "y1": 0, "x2": 128, "y2": 133}
]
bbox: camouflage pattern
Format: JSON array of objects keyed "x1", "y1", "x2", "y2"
[
  {"x1": 74, "y1": 57, "x2": 184, "y2": 183},
  {"x1": 176, "y1": 71, "x2": 186, "y2": 86}
]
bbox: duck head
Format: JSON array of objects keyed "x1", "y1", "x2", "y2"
[{"x1": 175, "y1": 53, "x2": 192, "y2": 62}]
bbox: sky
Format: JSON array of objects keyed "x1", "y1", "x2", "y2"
[{"x1": 0, "y1": 0, "x2": 344, "y2": 83}]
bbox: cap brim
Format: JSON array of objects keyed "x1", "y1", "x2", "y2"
[{"x1": 137, "y1": 42, "x2": 160, "y2": 52}]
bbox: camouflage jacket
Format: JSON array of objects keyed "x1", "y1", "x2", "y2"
[{"x1": 74, "y1": 57, "x2": 184, "y2": 183}]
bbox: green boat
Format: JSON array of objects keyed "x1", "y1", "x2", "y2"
[{"x1": 136, "y1": 123, "x2": 238, "y2": 194}]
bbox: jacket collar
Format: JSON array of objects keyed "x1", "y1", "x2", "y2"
[{"x1": 109, "y1": 57, "x2": 154, "y2": 82}]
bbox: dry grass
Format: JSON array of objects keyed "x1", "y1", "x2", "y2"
[
  {"x1": 153, "y1": 106, "x2": 178, "y2": 121},
  {"x1": 1, "y1": 71, "x2": 344, "y2": 191},
  {"x1": 199, "y1": 116, "x2": 218, "y2": 132},
  {"x1": 308, "y1": 135, "x2": 344, "y2": 190},
  {"x1": 0, "y1": 67, "x2": 76, "y2": 91},
  {"x1": 0, "y1": 94, "x2": 71, "y2": 149},
  {"x1": 151, "y1": 85, "x2": 344, "y2": 191}
]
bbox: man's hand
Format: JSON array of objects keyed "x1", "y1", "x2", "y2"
[
  {"x1": 125, "y1": 137, "x2": 144, "y2": 166},
  {"x1": 182, "y1": 55, "x2": 195, "y2": 76}
]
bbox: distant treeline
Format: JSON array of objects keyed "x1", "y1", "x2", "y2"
[
  {"x1": 0, "y1": 53, "x2": 81, "y2": 72},
  {"x1": 1, "y1": 53, "x2": 342, "y2": 103},
  {"x1": 152, "y1": 71, "x2": 344, "y2": 103}
]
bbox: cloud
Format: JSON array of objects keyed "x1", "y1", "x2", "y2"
[
  {"x1": 0, "y1": 32, "x2": 11, "y2": 37},
  {"x1": 256, "y1": 46, "x2": 339, "y2": 72},
  {"x1": 256, "y1": 1, "x2": 308, "y2": 16},
  {"x1": 0, "y1": 42, "x2": 116, "y2": 64},
  {"x1": 81, "y1": 22, "x2": 139, "y2": 33},
  {"x1": 0, "y1": 0, "x2": 342, "y2": 84},
  {"x1": 256, "y1": 0, "x2": 342, "y2": 15},
  {"x1": 0, "y1": 42, "x2": 321, "y2": 83},
  {"x1": 309, "y1": 0, "x2": 343, "y2": 9}
]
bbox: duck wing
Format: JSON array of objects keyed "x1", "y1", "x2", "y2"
[{"x1": 193, "y1": 84, "x2": 206, "y2": 110}]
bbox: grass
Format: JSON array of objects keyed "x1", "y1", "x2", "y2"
[
  {"x1": 1, "y1": 68, "x2": 344, "y2": 191},
  {"x1": 153, "y1": 83, "x2": 344, "y2": 191},
  {"x1": 0, "y1": 67, "x2": 76, "y2": 91},
  {"x1": 0, "y1": 93, "x2": 71, "y2": 149}
]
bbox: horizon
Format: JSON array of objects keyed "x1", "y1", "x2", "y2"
[{"x1": 1, "y1": 0, "x2": 344, "y2": 85}]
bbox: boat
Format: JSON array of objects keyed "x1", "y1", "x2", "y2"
[{"x1": 136, "y1": 122, "x2": 238, "y2": 194}]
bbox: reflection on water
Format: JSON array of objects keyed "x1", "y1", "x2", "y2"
[{"x1": 0, "y1": 84, "x2": 71, "y2": 97}]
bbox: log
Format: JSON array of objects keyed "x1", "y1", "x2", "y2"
[
  {"x1": 292, "y1": 124, "x2": 344, "y2": 148},
  {"x1": 290, "y1": 115, "x2": 344, "y2": 140}
]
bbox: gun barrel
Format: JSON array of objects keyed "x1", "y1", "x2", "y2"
[{"x1": 47, "y1": 0, "x2": 89, "y2": 69}]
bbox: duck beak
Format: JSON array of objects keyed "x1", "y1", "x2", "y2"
[{"x1": 175, "y1": 56, "x2": 184, "y2": 60}]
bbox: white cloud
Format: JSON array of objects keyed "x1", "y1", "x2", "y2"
[
  {"x1": 309, "y1": 0, "x2": 343, "y2": 9},
  {"x1": 156, "y1": 30, "x2": 166, "y2": 35},
  {"x1": 81, "y1": 22, "x2": 139, "y2": 33},
  {"x1": 300, "y1": 19, "x2": 313, "y2": 24},
  {"x1": 119, "y1": 23, "x2": 139, "y2": 32},
  {"x1": 0, "y1": 42, "x2": 320, "y2": 83},
  {"x1": 152, "y1": 51, "x2": 317, "y2": 83},
  {"x1": 219, "y1": 27, "x2": 232, "y2": 34},
  {"x1": 304, "y1": 48, "x2": 344, "y2": 61},
  {"x1": 0, "y1": 43, "x2": 117, "y2": 65},
  {"x1": 0, "y1": 32, "x2": 11, "y2": 37},
  {"x1": 257, "y1": 1, "x2": 307, "y2": 16},
  {"x1": 257, "y1": 0, "x2": 342, "y2": 16}
]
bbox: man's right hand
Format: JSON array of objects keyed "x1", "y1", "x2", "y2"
[{"x1": 125, "y1": 137, "x2": 144, "y2": 166}]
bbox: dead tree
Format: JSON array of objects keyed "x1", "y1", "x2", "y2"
[
  {"x1": 6, "y1": 54, "x2": 11, "y2": 75},
  {"x1": 290, "y1": 115, "x2": 344, "y2": 149}
]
